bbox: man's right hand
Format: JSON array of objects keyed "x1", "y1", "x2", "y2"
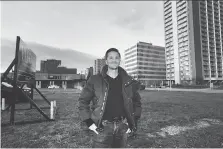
[
  {"x1": 89, "y1": 123, "x2": 99, "y2": 134},
  {"x1": 126, "y1": 128, "x2": 131, "y2": 133}
]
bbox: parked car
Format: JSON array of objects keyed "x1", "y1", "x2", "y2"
[
  {"x1": 48, "y1": 85, "x2": 60, "y2": 89},
  {"x1": 23, "y1": 86, "x2": 31, "y2": 93},
  {"x1": 139, "y1": 84, "x2": 146, "y2": 90},
  {"x1": 132, "y1": 80, "x2": 145, "y2": 90}
]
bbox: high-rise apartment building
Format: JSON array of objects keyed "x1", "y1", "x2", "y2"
[
  {"x1": 124, "y1": 42, "x2": 166, "y2": 87},
  {"x1": 164, "y1": 0, "x2": 223, "y2": 84},
  {"x1": 94, "y1": 59, "x2": 106, "y2": 75}
]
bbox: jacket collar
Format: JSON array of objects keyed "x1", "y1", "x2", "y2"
[{"x1": 101, "y1": 65, "x2": 134, "y2": 85}]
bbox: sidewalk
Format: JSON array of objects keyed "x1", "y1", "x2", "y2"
[{"x1": 145, "y1": 87, "x2": 223, "y2": 94}]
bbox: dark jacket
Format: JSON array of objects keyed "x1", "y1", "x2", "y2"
[{"x1": 78, "y1": 65, "x2": 142, "y2": 130}]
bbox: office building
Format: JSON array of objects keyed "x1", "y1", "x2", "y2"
[
  {"x1": 94, "y1": 59, "x2": 106, "y2": 75},
  {"x1": 85, "y1": 67, "x2": 94, "y2": 80},
  {"x1": 40, "y1": 59, "x2": 77, "y2": 74},
  {"x1": 163, "y1": 0, "x2": 223, "y2": 85},
  {"x1": 40, "y1": 59, "x2": 61, "y2": 73},
  {"x1": 124, "y1": 41, "x2": 166, "y2": 87}
]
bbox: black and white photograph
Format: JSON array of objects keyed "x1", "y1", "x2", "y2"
[{"x1": 1, "y1": 0, "x2": 223, "y2": 148}]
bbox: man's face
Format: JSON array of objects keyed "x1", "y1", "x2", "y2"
[{"x1": 106, "y1": 51, "x2": 121, "y2": 70}]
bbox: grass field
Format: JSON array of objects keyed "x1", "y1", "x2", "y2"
[{"x1": 1, "y1": 89, "x2": 223, "y2": 148}]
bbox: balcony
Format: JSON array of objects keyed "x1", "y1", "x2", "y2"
[
  {"x1": 165, "y1": 13, "x2": 172, "y2": 20},
  {"x1": 164, "y1": 2, "x2": 171, "y2": 9},
  {"x1": 217, "y1": 60, "x2": 222, "y2": 64},
  {"x1": 200, "y1": 7, "x2": 206, "y2": 13},
  {"x1": 208, "y1": 17, "x2": 213, "y2": 22},
  {"x1": 210, "y1": 49, "x2": 215, "y2": 53},
  {"x1": 214, "y1": 14, "x2": 219, "y2": 20},
  {"x1": 209, "y1": 33, "x2": 215, "y2": 37},
  {"x1": 209, "y1": 29, "x2": 214, "y2": 33},
  {"x1": 215, "y1": 24, "x2": 220, "y2": 29},
  {"x1": 217, "y1": 67, "x2": 223, "y2": 72},
  {"x1": 210, "y1": 59, "x2": 215, "y2": 62},
  {"x1": 203, "y1": 60, "x2": 209, "y2": 65},
  {"x1": 216, "y1": 51, "x2": 221, "y2": 55},
  {"x1": 211, "y1": 63, "x2": 216, "y2": 67},
  {"x1": 207, "y1": 2, "x2": 212, "y2": 9},
  {"x1": 202, "y1": 38, "x2": 208, "y2": 42},
  {"x1": 214, "y1": 2, "x2": 219, "y2": 7},
  {"x1": 216, "y1": 30, "x2": 220, "y2": 35},
  {"x1": 215, "y1": 35, "x2": 221, "y2": 40},
  {"x1": 203, "y1": 57, "x2": 209, "y2": 61},
  {"x1": 177, "y1": 1, "x2": 186, "y2": 8},
  {"x1": 202, "y1": 39, "x2": 208, "y2": 44},
  {"x1": 177, "y1": 5, "x2": 186, "y2": 12},
  {"x1": 202, "y1": 49, "x2": 208, "y2": 54},
  {"x1": 200, "y1": 13, "x2": 207, "y2": 20},
  {"x1": 203, "y1": 56, "x2": 209, "y2": 60},
  {"x1": 201, "y1": 21, "x2": 207, "y2": 28},
  {"x1": 204, "y1": 75, "x2": 210, "y2": 78},
  {"x1": 165, "y1": 23, "x2": 172, "y2": 30},
  {"x1": 164, "y1": 0, "x2": 170, "y2": 4},
  {"x1": 207, "y1": 7, "x2": 213, "y2": 13},
  {"x1": 209, "y1": 41, "x2": 215, "y2": 46},
  {"x1": 210, "y1": 51, "x2": 215, "y2": 55},
  {"x1": 214, "y1": 7, "x2": 219, "y2": 13},
  {"x1": 209, "y1": 53, "x2": 215, "y2": 57},
  {"x1": 215, "y1": 19, "x2": 220, "y2": 24},
  {"x1": 217, "y1": 64, "x2": 222, "y2": 68},
  {"x1": 201, "y1": 30, "x2": 207, "y2": 35},
  {"x1": 202, "y1": 42, "x2": 208, "y2": 46},
  {"x1": 208, "y1": 30, "x2": 214, "y2": 35},
  {"x1": 203, "y1": 53, "x2": 209, "y2": 57},
  {"x1": 199, "y1": 1, "x2": 206, "y2": 7},
  {"x1": 208, "y1": 17, "x2": 214, "y2": 22},
  {"x1": 203, "y1": 67, "x2": 210, "y2": 71},
  {"x1": 213, "y1": 1, "x2": 218, "y2": 5}
]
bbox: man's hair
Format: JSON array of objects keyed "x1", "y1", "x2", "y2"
[{"x1": 104, "y1": 48, "x2": 121, "y2": 59}]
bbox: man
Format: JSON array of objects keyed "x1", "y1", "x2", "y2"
[{"x1": 78, "y1": 48, "x2": 142, "y2": 148}]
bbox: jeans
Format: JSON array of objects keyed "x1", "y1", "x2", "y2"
[{"x1": 92, "y1": 119, "x2": 129, "y2": 148}]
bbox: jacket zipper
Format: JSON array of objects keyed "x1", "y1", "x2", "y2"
[{"x1": 97, "y1": 79, "x2": 109, "y2": 127}]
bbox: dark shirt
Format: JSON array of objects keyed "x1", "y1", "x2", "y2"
[
  {"x1": 102, "y1": 73, "x2": 126, "y2": 121},
  {"x1": 84, "y1": 73, "x2": 126, "y2": 127}
]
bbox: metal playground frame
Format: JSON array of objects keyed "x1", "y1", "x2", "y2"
[{"x1": 1, "y1": 36, "x2": 56, "y2": 125}]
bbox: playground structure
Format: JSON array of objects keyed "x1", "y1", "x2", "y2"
[{"x1": 1, "y1": 36, "x2": 57, "y2": 125}]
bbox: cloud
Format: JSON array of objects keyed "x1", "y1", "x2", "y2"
[
  {"x1": 113, "y1": 6, "x2": 146, "y2": 31},
  {"x1": 111, "y1": 2, "x2": 163, "y2": 33},
  {"x1": 52, "y1": 10, "x2": 61, "y2": 17},
  {"x1": 23, "y1": 21, "x2": 32, "y2": 26},
  {"x1": 1, "y1": 38, "x2": 98, "y2": 72}
]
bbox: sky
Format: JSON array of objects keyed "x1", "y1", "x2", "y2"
[{"x1": 1, "y1": 1, "x2": 165, "y2": 58}]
